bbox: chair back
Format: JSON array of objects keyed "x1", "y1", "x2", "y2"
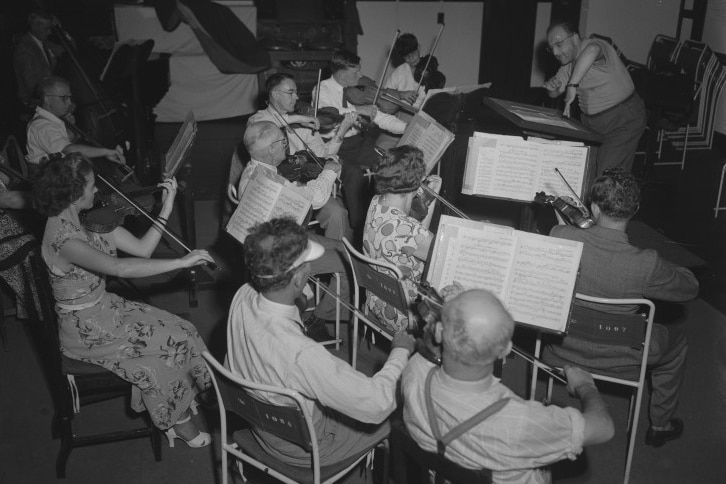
[
  {"x1": 341, "y1": 237, "x2": 408, "y2": 315},
  {"x1": 202, "y1": 351, "x2": 315, "y2": 452},
  {"x1": 1, "y1": 135, "x2": 29, "y2": 178},
  {"x1": 648, "y1": 35, "x2": 681, "y2": 73},
  {"x1": 391, "y1": 420, "x2": 492, "y2": 484},
  {"x1": 567, "y1": 303, "x2": 647, "y2": 350}
]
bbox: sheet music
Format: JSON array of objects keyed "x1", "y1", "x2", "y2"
[
  {"x1": 396, "y1": 111, "x2": 454, "y2": 174},
  {"x1": 462, "y1": 132, "x2": 589, "y2": 201},
  {"x1": 427, "y1": 216, "x2": 582, "y2": 333},
  {"x1": 164, "y1": 111, "x2": 197, "y2": 179},
  {"x1": 225, "y1": 167, "x2": 312, "y2": 244},
  {"x1": 506, "y1": 233, "x2": 582, "y2": 332}
]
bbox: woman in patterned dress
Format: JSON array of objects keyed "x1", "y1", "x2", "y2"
[
  {"x1": 32, "y1": 154, "x2": 215, "y2": 448},
  {"x1": 363, "y1": 145, "x2": 441, "y2": 334}
]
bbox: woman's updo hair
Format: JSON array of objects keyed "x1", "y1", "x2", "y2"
[
  {"x1": 374, "y1": 145, "x2": 426, "y2": 195},
  {"x1": 33, "y1": 153, "x2": 94, "y2": 217}
]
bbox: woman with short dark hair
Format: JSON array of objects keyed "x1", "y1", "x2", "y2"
[
  {"x1": 33, "y1": 154, "x2": 215, "y2": 448},
  {"x1": 363, "y1": 145, "x2": 441, "y2": 334}
]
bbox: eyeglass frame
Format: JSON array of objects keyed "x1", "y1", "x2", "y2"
[
  {"x1": 547, "y1": 33, "x2": 575, "y2": 54},
  {"x1": 45, "y1": 94, "x2": 73, "y2": 102},
  {"x1": 273, "y1": 89, "x2": 298, "y2": 96},
  {"x1": 270, "y1": 136, "x2": 289, "y2": 152}
]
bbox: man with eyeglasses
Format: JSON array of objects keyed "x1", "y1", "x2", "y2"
[
  {"x1": 543, "y1": 21, "x2": 646, "y2": 176},
  {"x1": 26, "y1": 76, "x2": 125, "y2": 173}
]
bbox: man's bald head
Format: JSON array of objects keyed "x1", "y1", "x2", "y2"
[
  {"x1": 243, "y1": 121, "x2": 287, "y2": 164},
  {"x1": 441, "y1": 290, "x2": 514, "y2": 367}
]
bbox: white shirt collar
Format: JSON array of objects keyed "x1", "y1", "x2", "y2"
[{"x1": 34, "y1": 106, "x2": 65, "y2": 125}]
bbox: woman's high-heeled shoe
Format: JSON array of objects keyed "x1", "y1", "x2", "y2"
[{"x1": 165, "y1": 415, "x2": 212, "y2": 448}]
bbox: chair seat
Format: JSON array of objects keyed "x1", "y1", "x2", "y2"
[
  {"x1": 61, "y1": 354, "x2": 112, "y2": 375},
  {"x1": 232, "y1": 428, "x2": 371, "y2": 484}
]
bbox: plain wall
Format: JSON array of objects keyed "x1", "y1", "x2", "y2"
[{"x1": 357, "y1": 1, "x2": 483, "y2": 87}]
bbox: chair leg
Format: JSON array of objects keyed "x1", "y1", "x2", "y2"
[
  {"x1": 151, "y1": 426, "x2": 163, "y2": 461},
  {"x1": 714, "y1": 163, "x2": 726, "y2": 218},
  {"x1": 56, "y1": 418, "x2": 74, "y2": 478},
  {"x1": 680, "y1": 125, "x2": 689, "y2": 170}
]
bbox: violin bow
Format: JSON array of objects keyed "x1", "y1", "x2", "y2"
[
  {"x1": 415, "y1": 22, "x2": 445, "y2": 94},
  {"x1": 94, "y1": 173, "x2": 218, "y2": 271},
  {"x1": 373, "y1": 30, "x2": 401, "y2": 109},
  {"x1": 267, "y1": 102, "x2": 325, "y2": 170},
  {"x1": 314, "y1": 68, "x2": 322, "y2": 119},
  {"x1": 554, "y1": 168, "x2": 590, "y2": 216}
]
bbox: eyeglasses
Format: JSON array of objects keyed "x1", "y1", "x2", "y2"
[
  {"x1": 274, "y1": 89, "x2": 298, "y2": 96},
  {"x1": 547, "y1": 33, "x2": 574, "y2": 54},
  {"x1": 46, "y1": 94, "x2": 73, "y2": 102},
  {"x1": 271, "y1": 137, "x2": 289, "y2": 151}
]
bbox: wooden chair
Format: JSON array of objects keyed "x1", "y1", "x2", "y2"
[
  {"x1": 28, "y1": 253, "x2": 161, "y2": 478},
  {"x1": 530, "y1": 294, "x2": 655, "y2": 484},
  {"x1": 391, "y1": 420, "x2": 492, "y2": 484},
  {"x1": 202, "y1": 351, "x2": 387, "y2": 484},
  {"x1": 341, "y1": 237, "x2": 412, "y2": 369}
]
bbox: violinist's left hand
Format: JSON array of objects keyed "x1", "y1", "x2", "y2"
[
  {"x1": 323, "y1": 158, "x2": 342, "y2": 177},
  {"x1": 400, "y1": 90, "x2": 418, "y2": 104},
  {"x1": 425, "y1": 174, "x2": 442, "y2": 194},
  {"x1": 159, "y1": 177, "x2": 178, "y2": 206},
  {"x1": 106, "y1": 145, "x2": 126, "y2": 165},
  {"x1": 439, "y1": 281, "x2": 465, "y2": 301}
]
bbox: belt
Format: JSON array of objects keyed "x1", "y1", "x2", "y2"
[{"x1": 585, "y1": 91, "x2": 637, "y2": 118}]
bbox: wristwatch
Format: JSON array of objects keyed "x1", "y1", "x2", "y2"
[{"x1": 566, "y1": 82, "x2": 580, "y2": 88}]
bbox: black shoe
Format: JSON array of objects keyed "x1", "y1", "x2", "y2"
[
  {"x1": 645, "y1": 418, "x2": 684, "y2": 447},
  {"x1": 303, "y1": 314, "x2": 333, "y2": 342}
]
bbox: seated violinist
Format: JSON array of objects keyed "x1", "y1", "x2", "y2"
[
  {"x1": 33, "y1": 154, "x2": 214, "y2": 448},
  {"x1": 314, "y1": 49, "x2": 408, "y2": 238},
  {"x1": 385, "y1": 33, "x2": 424, "y2": 106},
  {"x1": 238, "y1": 121, "x2": 351, "y2": 242},
  {"x1": 248, "y1": 73, "x2": 358, "y2": 157},
  {"x1": 363, "y1": 146, "x2": 440, "y2": 334},
  {"x1": 25, "y1": 76, "x2": 125, "y2": 175}
]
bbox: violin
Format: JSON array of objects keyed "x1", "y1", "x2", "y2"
[
  {"x1": 534, "y1": 192, "x2": 595, "y2": 229},
  {"x1": 294, "y1": 104, "x2": 371, "y2": 135},
  {"x1": 344, "y1": 75, "x2": 414, "y2": 115},
  {"x1": 414, "y1": 55, "x2": 446, "y2": 91},
  {"x1": 277, "y1": 151, "x2": 325, "y2": 184}
]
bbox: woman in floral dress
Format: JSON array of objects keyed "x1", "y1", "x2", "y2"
[
  {"x1": 363, "y1": 146, "x2": 441, "y2": 334},
  {"x1": 33, "y1": 154, "x2": 215, "y2": 448}
]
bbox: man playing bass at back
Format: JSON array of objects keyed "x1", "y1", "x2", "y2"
[{"x1": 25, "y1": 76, "x2": 125, "y2": 177}]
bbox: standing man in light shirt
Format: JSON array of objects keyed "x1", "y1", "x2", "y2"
[
  {"x1": 544, "y1": 21, "x2": 646, "y2": 175},
  {"x1": 227, "y1": 218, "x2": 416, "y2": 466},
  {"x1": 14, "y1": 11, "x2": 63, "y2": 110}
]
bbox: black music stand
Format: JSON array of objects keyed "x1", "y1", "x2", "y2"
[{"x1": 476, "y1": 97, "x2": 603, "y2": 232}]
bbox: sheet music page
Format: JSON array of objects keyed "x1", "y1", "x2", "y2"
[
  {"x1": 535, "y1": 144, "x2": 588, "y2": 199},
  {"x1": 225, "y1": 167, "x2": 311, "y2": 244},
  {"x1": 427, "y1": 216, "x2": 516, "y2": 301},
  {"x1": 397, "y1": 111, "x2": 454, "y2": 174},
  {"x1": 462, "y1": 133, "x2": 588, "y2": 201},
  {"x1": 505, "y1": 232, "x2": 583, "y2": 332}
]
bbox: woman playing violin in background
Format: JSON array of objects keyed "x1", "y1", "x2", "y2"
[
  {"x1": 363, "y1": 145, "x2": 441, "y2": 334},
  {"x1": 385, "y1": 33, "x2": 425, "y2": 106},
  {"x1": 33, "y1": 154, "x2": 215, "y2": 448}
]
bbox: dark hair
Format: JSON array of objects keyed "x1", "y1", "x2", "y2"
[
  {"x1": 265, "y1": 73, "x2": 295, "y2": 92},
  {"x1": 33, "y1": 154, "x2": 94, "y2": 217},
  {"x1": 244, "y1": 218, "x2": 308, "y2": 292},
  {"x1": 590, "y1": 169, "x2": 640, "y2": 220},
  {"x1": 547, "y1": 20, "x2": 579, "y2": 37},
  {"x1": 28, "y1": 10, "x2": 53, "y2": 26},
  {"x1": 374, "y1": 145, "x2": 426, "y2": 194},
  {"x1": 394, "y1": 33, "x2": 419, "y2": 58},
  {"x1": 330, "y1": 49, "x2": 360, "y2": 74}
]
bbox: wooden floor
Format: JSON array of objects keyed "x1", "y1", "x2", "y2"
[{"x1": 1, "y1": 119, "x2": 726, "y2": 483}]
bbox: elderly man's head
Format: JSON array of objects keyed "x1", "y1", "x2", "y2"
[
  {"x1": 439, "y1": 290, "x2": 514, "y2": 368},
  {"x1": 243, "y1": 121, "x2": 288, "y2": 165},
  {"x1": 590, "y1": 169, "x2": 641, "y2": 221},
  {"x1": 546, "y1": 21, "x2": 581, "y2": 66},
  {"x1": 330, "y1": 49, "x2": 363, "y2": 87},
  {"x1": 35, "y1": 76, "x2": 73, "y2": 117}
]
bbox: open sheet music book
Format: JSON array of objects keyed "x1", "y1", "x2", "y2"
[
  {"x1": 426, "y1": 215, "x2": 583, "y2": 333},
  {"x1": 225, "y1": 166, "x2": 312, "y2": 245},
  {"x1": 396, "y1": 111, "x2": 455, "y2": 174},
  {"x1": 462, "y1": 132, "x2": 590, "y2": 202},
  {"x1": 163, "y1": 111, "x2": 197, "y2": 179}
]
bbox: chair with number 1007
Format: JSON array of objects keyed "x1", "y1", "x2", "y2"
[
  {"x1": 202, "y1": 351, "x2": 388, "y2": 484},
  {"x1": 530, "y1": 294, "x2": 655, "y2": 484}
]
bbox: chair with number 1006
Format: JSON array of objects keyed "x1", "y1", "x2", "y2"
[{"x1": 530, "y1": 294, "x2": 655, "y2": 484}]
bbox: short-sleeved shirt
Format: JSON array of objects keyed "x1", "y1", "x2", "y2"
[
  {"x1": 362, "y1": 195, "x2": 430, "y2": 334},
  {"x1": 26, "y1": 106, "x2": 71, "y2": 165}
]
